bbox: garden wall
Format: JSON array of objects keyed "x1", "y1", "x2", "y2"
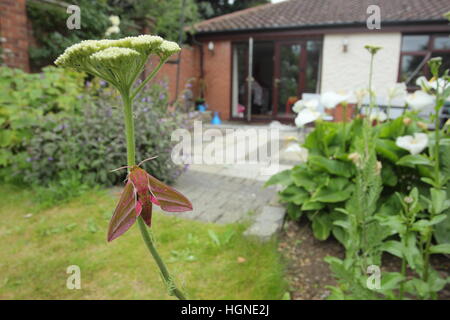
[
  {"x1": 0, "y1": 0, "x2": 30, "y2": 71},
  {"x1": 321, "y1": 32, "x2": 401, "y2": 98}
]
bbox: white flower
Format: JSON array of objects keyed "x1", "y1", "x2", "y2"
[
  {"x1": 295, "y1": 107, "x2": 321, "y2": 127},
  {"x1": 109, "y1": 15, "x2": 120, "y2": 27},
  {"x1": 396, "y1": 133, "x2": 429, "y2": 155},
  {"x1": 428, "y1": 78, "x2": 450, "y2": 94},
  {"x1": 320, "y1": 91, "x2": 350, "y2": 109},
  {"x1": 353, "y1": 88, "x2": 368, "y2": 105},
  {"x1": 292, "y1": 99, "x2": 319, "y2": 113},
  {"x1": 369, "y1": 110, "x2": 387, "y2": 122},
  {"x1": 387, "y1": 83, "x2": 407, "y2": 103},
  {"x1": 285, "y1": 143, "x2": 309, "y2": 162},
  {"x1": 105, "y1": 26, "x2": 120, "y2": 37},
  {"x1": 416, "y1": 76, "x2": 450, "y2": 94},
  {"x1": 406, "y1": 90, "x2": 435, "y2": 111},
  {"x1": 159, "y1": 40, "x2": 181, "y2": 57}
]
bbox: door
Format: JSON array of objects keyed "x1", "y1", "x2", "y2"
[{"x1": 273, "y1": 39, "x2": 322, "y2": 119}]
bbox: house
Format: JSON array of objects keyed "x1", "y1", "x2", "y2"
[{"x1": 185, "y1": 0, "x2": 450, "y2": 122}]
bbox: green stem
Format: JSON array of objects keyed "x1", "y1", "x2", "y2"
[
  {"x1": 121, "y1": 92, "x2": 187, "y2": 300},
  {"x1": 131, "y1": 58, "x2": 167, "y2": 101},
  {"x1": 137, "y1": 218, "x2": 187, "y2": 300}
]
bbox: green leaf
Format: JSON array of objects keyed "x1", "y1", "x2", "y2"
[
  {"x1": 264, "y1": 169, "x2": 292, "y2": 187},
  {"x1": 308, "y1": 155, "x2": 354, "y2": 178},
  {"x1": 429, "y1": 244, "x2": 450, "y2": 254},
  {"x1": 311, "y1": 213, "x2": 332, "y2": 240},
  {"x1": 380, "y1": 240, "x2": 403, "y2": 258},
  {"x1": 376, "y1": 139, "x2": 402, "y2": 162},
  {"x1": 301, "y1": 201, "x2": 324, "y2": 211},
  {"x1": 430, "y1": 188, "x2": 450, "y2": 215},
  {"x1": 396, "y1": 154, "x2": 432, "y2": 168},
  {"x1": 313, "y1": 188, "x2": 353, "y2": 203}
]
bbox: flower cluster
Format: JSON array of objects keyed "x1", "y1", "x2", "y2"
[{"x1": 54, "y1": 35, "x2": 180, "y2": 91}]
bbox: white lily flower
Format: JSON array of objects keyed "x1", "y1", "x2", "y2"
[
  {"x1": 285, "y1": 143, "x2": 309, "y2": 162},
  {"x1": 353, "y1": 88, "x2": 368, "y2": 105},
  {"x1": 292, "y1": 99, "x2": 319, "y2": 113},
  {"x1": 396, "y1": 133, "x2": 429, "y2": 155},
  {"x1": 406, "y1": 90, "x2": 435, "y2": 111},
  {"x1": 387, "y1": 83, "x2": 407, "y2": 103},
  {"x1": 295, "y1": 107, "x2": 321, "y2": 127},
  {"x1": 416, "y1": 76, "x2": 450, "y2": 94},
  {"x1": 320, "y1": 91, "x2": 350, "y2": 109},
  {"x1": 369, "y1": 110, "x2": 388, "y2": 122}
]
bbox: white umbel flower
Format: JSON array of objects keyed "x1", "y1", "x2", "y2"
[
  {"x1": 159, "y1": 40, "x2": 181, "y2": 57},
  {"x1": 320, "y1": 91, "x2": 350, "y2": 109},
  {"x1": 396, "y1": 133, "x2": 429, "y2": 155},
  {"x1": 406, "y1": 90, "x2": 435, "y2": 111}
]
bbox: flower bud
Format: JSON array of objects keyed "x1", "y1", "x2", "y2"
[
  {"x1": 403, "y1": 117, "x2": 412, "y2": 126},
  {"x1": 417, "y1": 121, "x2": 428, "y2": 130}
]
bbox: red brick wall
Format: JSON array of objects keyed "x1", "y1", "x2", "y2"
[
  {"x1": 202, "y1": 41, "x2": 231, "y2": 120},
  {"x1": 150, "y1": 46, "x2": 200, "y2": 104},
  {"x1": 0, "y1": 0, "x2": 29, "y2": 71}
]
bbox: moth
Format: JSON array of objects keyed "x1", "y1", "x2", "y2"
[{"x1": 108, "y1": 157, "x2": 192, "y2": 241}]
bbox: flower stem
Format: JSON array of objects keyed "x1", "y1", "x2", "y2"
[
  {"x1": 131, "y1": 58, "x2": 167, "y2": 101},
  {"x1": 121, "y1": 91, "x2": 187, "y2": 300}
]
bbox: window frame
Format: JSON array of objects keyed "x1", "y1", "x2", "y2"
[{"x1": 398, "y1": 33, "x2": 450, "y2": 90}]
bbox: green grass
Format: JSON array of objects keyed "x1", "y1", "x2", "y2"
[{"x1": 0, "y1": 184, "x2": 286, "y2": 299}]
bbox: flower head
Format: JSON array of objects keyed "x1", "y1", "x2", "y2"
[
  {"x1": 396, "y1": 133, "x2": 428, "y2": 155},
  {"x1": 292, "y1": 98, "x2": 322, "y2": 127},
  {"x1": 387, "y1": 83, "x2": 407, "y2": 103},
  {"x1": 320, "y1": 91, "x2": 350, "y2": 109},
  {"x1": 369, "y1": 110, "x2": 387, "y2": 123},
  {"x1": 365, "y1": 45, "x2": 383, "y2": 55},
  {"x1": 406, "y1": 90, "x2": 435, "y2": 111},
  {"x1": 55, "y1": 35, "x2": 179, "y2": 91},
  {"x1": 109, "y1": 15, "x2": 120, "y2": 26}
]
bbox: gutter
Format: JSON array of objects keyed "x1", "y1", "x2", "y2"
[{"x1": 191, "y1": 19, "x2": 449, "y2": 37}]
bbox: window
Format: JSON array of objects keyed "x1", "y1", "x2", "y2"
[{"x1": 399, "y1": 34, "x2": 450, "y2": 89}]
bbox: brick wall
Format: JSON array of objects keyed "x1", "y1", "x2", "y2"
[
  {"x1": 0, "y1": 0, "x2": 29, "y2": 71},
  {"x1": 150, "y1": 46, "x2": 200, "y2": 104},
  {"x1": 202, "y1": 41, "x2": 232, "y2": 120},
  {"x1": 149, "y1": 41, "x2": 232, "y2": 121}
]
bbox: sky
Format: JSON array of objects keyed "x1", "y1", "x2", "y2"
[{"x1": 271, "y1": 0, "x2": 286, "y2": 3}]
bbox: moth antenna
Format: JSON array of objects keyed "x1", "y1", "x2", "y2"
[
  {"x1": 138, "y1": 156, "x2": 158, "y2": 167},
  {"x1": 110, "y1": 165, "x2": 131, "y2": 172}
]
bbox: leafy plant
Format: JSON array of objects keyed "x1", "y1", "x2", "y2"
[
  {"x1": 0, "y1": 66, "x2": 87, "y2": 170},
  {"x1": 7, "y1": 80, "x2": 185, "y2": 187}
]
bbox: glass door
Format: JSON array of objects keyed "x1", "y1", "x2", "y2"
[{"x1": 273, "y1": 39, "x2": 322, "y2": 119}]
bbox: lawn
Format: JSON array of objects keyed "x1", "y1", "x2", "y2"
[{"x1": 0, "y1": 184, "x2": 286, "y2": 300}]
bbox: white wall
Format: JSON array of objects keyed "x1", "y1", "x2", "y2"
[{"x1": 320, "y1": 32, "x2": 402, "y2": 103}]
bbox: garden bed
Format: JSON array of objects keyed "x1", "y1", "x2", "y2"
[{"x1": 280, "y1": 220, "x2": 450, "y2": 300}]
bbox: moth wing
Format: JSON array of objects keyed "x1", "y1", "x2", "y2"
[
  {"x1": 147, "y1": 173, "x2": 193, "y2": 212},
  {"x1": 107, "y1": 182, "x2": 138, "y2": 242}
]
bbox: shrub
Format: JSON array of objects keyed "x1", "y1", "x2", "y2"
[
  {"x1": 0, "y1": 66, "x2": 87, "y2": 168},
  {"x1": 12, "y1": 81, "x2": 185, "y2": 187}
]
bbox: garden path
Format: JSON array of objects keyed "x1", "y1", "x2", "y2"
[{"x1": 168, "y1": 122, "x2": 307, "y2": 240}]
